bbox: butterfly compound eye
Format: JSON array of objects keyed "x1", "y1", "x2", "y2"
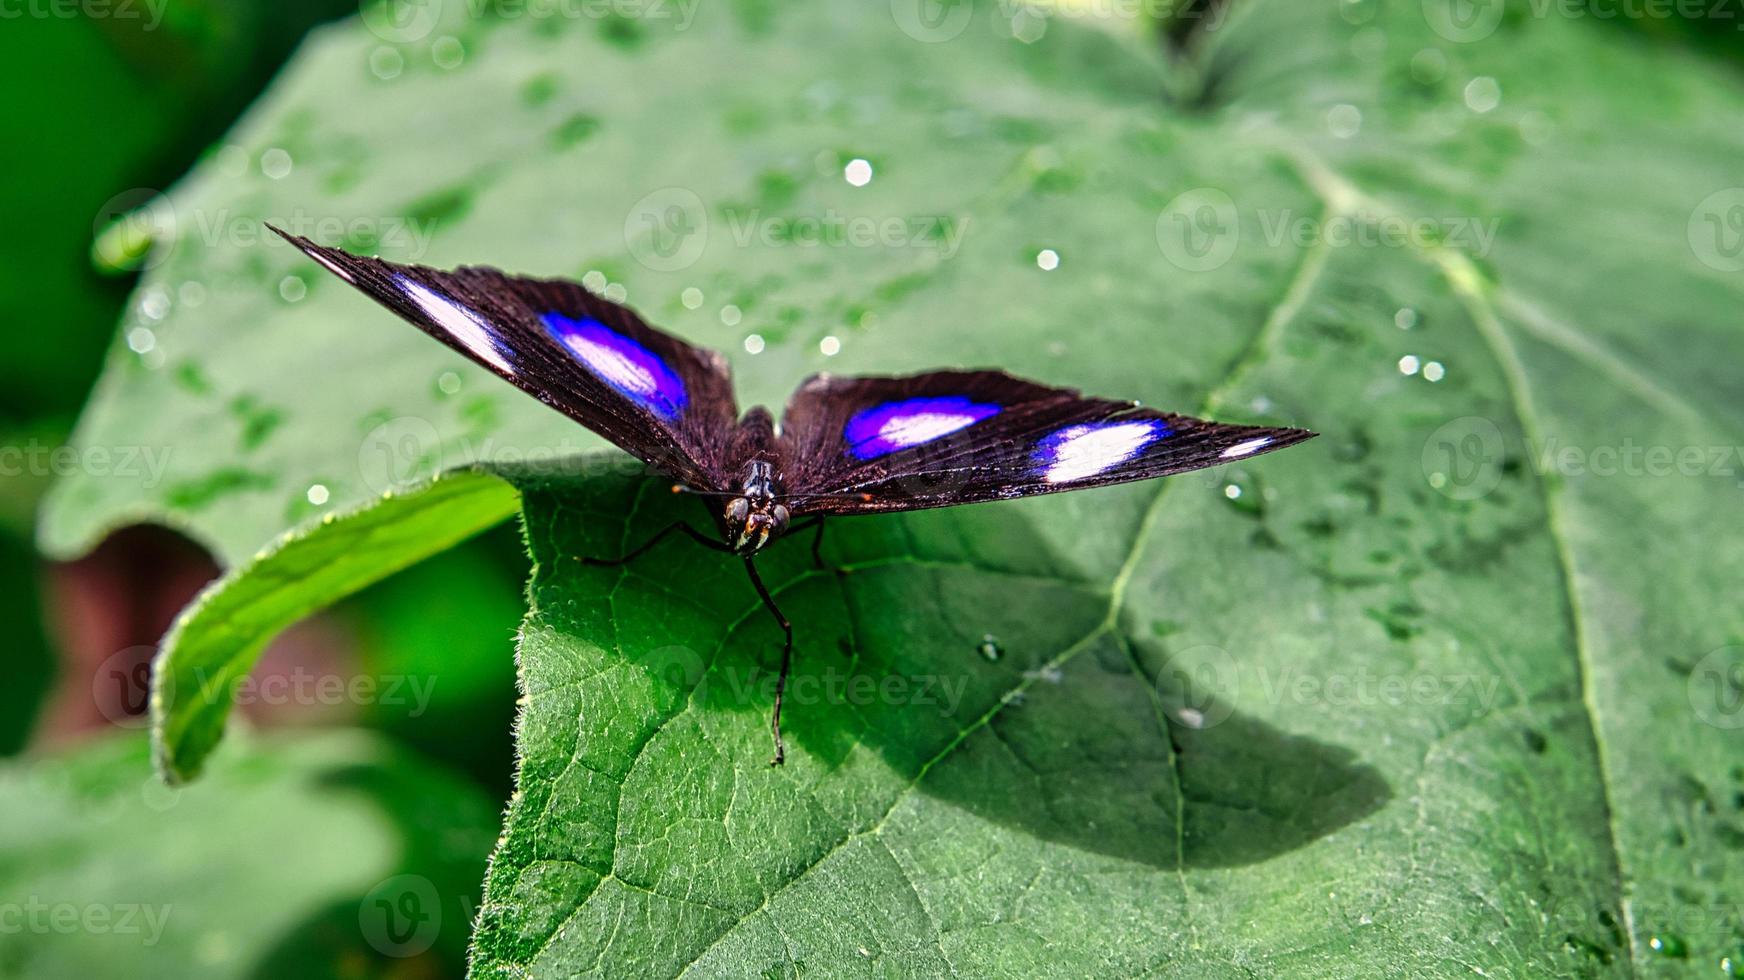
[{"x1": 725, "y1": 497, "x2": 750, "y2": 524}]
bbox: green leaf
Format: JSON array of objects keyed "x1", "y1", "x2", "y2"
[
  {"x1": 0, "y1": 731, "x2": 498, "y2": 978},
  {"x1": 152, "y1": 468, "x2": 518, "y2": 783},
  {"x1": 46, "y1": 0, "x2": 1744, "y2": 974}
]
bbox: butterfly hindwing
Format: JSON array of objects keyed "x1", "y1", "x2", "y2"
[
  {"x1": 272, "y1": 227, "x2": 738, "y2": 492},
  {"x1": 777, "y1": 370, "x2": 1314, "y2": 515}
]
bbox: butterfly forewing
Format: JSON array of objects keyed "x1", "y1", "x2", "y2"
[
  {"x1": 272, "y1": 227, "x2": 739, "y2": 492},
  {"x1": 777, "y1": 370, "x2": 1314, "y2": 515}
]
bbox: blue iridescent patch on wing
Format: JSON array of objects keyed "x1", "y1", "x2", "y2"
[
  {"x1": 541, "y1": 312, "x2": 688, "y2": 420},
  {"x1": 844, "y1": 396, "x2": 1001, "y2": 460},
  {"x1": 1034, "y1": 419, "x2": 1170, "y2": 483}
]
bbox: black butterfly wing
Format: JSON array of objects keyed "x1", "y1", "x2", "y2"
[
  {"x1": 272, "y1": 227, "x2": 739, "y2": 492},
  {"x1": 777, "y1": 370, "x2": 1314, "y2": 515}
]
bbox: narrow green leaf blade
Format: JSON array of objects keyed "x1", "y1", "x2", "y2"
[{"x1": 151, "y1": 468, "x2": 519, "y2": 783}]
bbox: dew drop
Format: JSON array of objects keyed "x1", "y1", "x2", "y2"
[
  {"x1": 306, "y1": 483, "x2": 330, "y2": 506},
  {"x1": 1011, "y1": 8, "x2": 1046, "y2": 43},
  {"x1": 1464, "y1": 76, "x2": 1501, "y2": 114},
  {"x1": 139, "y1": 286, "x2": 170, "y2": 321},
  {"x1": 819, "y1": 335, "x2": 841, "y2": 356},
  {"x1": 1035, "y1": 248, "x2": 1060, "y2": 271},
  {"x1": 126, "y1": 327, "x2": 157, "y2": 354},
  {"x1": 1394, "y1": 307, "x2": 1418, "y2": 330},
  {"x1": 581, "y1": 270, "x2": 607, "y2": 291},
  {"x1": 743, "y1": 333, "x2": 764, "y2": 354},
  {"x1": 603, "y1": 282, "x2": 627, "y2": 303},
  {"x1": 1327, "y1": 104, "x2": 1362, "y2": 139},
  {"x1": 1517, "y1": 110, "x2": 1553, "y2": 146},
  {"x1": 215, "y1": 144, "x2": 250, "y2": 178},
  {"x1": 680, "y1": 286, "x2": 703, "y2": 309},
  {"x1": 843, "y1": 158, "x2": 873, "y2": 187},
  {"x1": 977, "y1": 634, "x2": 1003, "y2": 662},
  {"x1": 369, "y1": 46, "x2": 404, "y2": 80},
  {"x1": 437, "y1": 371, "x2": 462, "y2": 395},
  {"x1": 140, "y1": 776, "x2": 180, "y2": 812},
  {"x1": 1647, "y1": 934, "x2": 1687, "y2": 959},
  {"x1": 1349, "y1": 27, "x2": 1385, "y2": 61},
  {"x1": 1409, "y1": 48, "x2": 1446, "y2": 84},
  {"x1": 1398, "y1": 354, "x2": 1421, "y2": 376},
  {"x1": 261, "y1": 147, "x2": 293, "y2": 180},
  {"x1": 1221, "y1": 473, "x2": 1264, "y2": 516},
  {"x1": 278, "y1": 275, "x2": 307, "y2": 303},
  {"x1": 721, "y1": 304, "x2": 743, "y2": 327},
  {"x1": 432, "y1": 35, "x2": 465, "y2": 70},
  {"x1": 1422, "y1": 360, "x2": 1446, "y2": 382}
]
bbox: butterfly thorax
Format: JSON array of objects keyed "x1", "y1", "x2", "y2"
[{"x1": 724, "y1": 458, "x2": 789, "y2": 554}]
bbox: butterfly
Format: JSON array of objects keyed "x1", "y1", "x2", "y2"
[{"x1": 271, "y1": 226, "x2": 1315, "y2": 764}]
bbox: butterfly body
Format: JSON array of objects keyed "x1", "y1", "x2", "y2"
[
  {"x1": 270, "y1": 225, "x2": 1316, "y2": 764},
  {"x1": 722, "y1": 436, "x2": 790, "y2": 555}
]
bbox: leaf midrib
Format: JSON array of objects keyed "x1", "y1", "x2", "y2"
[{"x1": 1285, "y1": 141, "x2": 1645, "y2": 972}]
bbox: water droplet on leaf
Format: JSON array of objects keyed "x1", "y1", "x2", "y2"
[{"x1": 977, "y1": 634, "x2": 1003, "y2": 662}]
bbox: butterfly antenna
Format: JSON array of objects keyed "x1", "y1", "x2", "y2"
[{"x1": 741, "y1": 558, "x2": 793, "y2": 766}]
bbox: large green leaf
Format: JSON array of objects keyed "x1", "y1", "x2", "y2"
[
  {"x1": 44, "y1": 0, "x2": 1744, "y2": 975},
  {"x1": 0, "y1": 731, "x2": 498, "y2": 979}
]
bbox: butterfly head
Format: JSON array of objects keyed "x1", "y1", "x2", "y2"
[{"x1": 724, "y1": 496, "x2": 789, "y2": 555}]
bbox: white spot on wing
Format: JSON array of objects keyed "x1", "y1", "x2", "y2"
[
  {"x1": 396, "y1": 277, "x2": 513, "y2": 375},
  {"x1": 1220, "y1": 437, "x2": 1272, "y2": 459},
  {"x1": 559, "y1": 333, "x2": 658, "y2": 397},
  {"x1": 1041, "y1": 421, "x2": 1164, "y2": 484},
  {"x1": 878, "y1": 412, "x2": 983, "y2": 450},
  {"x1": 309, "y1": 250, "x2": 354, "y2": 283}
]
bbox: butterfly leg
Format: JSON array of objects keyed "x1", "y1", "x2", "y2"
[
  {"x1": 741, "y1": 558, "x2": 793, "y2": 766},
  {"x1": 786, "y1": 516, "x2": 829, "y2": 570},
  {"x1": 579, "y1": 521, "x2": 731, "y2": 567}
]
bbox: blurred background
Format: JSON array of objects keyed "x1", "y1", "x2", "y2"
[
  {"x1": 3, "y1": 1, "x2": 1741, "y2": 977},
  {"x1": 1, "y1": 3, "x2": 527, "y2": 976}
]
